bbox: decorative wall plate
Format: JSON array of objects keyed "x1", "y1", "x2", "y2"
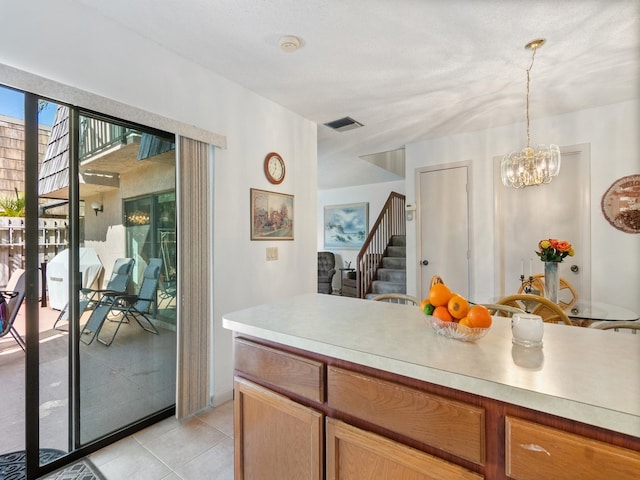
[{"x1": 601, "y1": 174, "x2": 640, "y2": 234}]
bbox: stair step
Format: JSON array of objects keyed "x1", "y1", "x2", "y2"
[
  {"x1": 381, "y1": 257, "x2": 406, "y2": 269},
  {"x1": 377, "y1": 268, "x2": 406, "y2": 283},
  {"x1": 386, "y1": 245, "x2": 406, "y2": 257},
  {"x1": 390, "y1": 235, "x2": 406, "y2": 247},
  {"x1": 371, "y1": 280, "x2": 406, "y2": 295}
]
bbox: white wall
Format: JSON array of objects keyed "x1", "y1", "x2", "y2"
[
  {"x1": 0, "y1": 1, "x2": 317, "y2": 404},
  {"x1": 318, "y1": 180, "x2": 405, "y2": 291},
  {"x1": 406, "y1": 100, "x2": 640, "y2": 314}
]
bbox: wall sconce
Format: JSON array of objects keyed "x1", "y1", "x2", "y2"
[{"x1": 91, "y1": 202, "x2": 103, "y2": 216}]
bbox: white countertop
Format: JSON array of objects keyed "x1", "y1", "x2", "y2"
[{"x1": 222, "y1": 293, "x2": 640, "y2": 438}]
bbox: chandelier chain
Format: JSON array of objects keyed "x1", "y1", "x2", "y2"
[
  {"x1": 525, "y1": 46, "x2": 537, "y2": 149},
  {"x1": 500, "y1": 38, "x2": 561, "y2": 189}
]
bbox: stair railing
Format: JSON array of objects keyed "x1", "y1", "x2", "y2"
[{"x1": 356, "y1": 192, "x2": 406, "y2": 298}]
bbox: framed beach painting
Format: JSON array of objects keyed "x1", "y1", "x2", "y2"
[
  {"x1": 250, "y1": 188, "x2": 294, "y2": 240},
  {"x1": 324, "y1": 202, "x2": 369, "y2": 249}
]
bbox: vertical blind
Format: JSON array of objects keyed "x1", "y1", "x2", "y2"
[{"x1": 176, "y1": 136, "x2": 211, "y2": 418}]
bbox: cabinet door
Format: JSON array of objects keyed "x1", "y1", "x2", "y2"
[
  {"x1": 326, "y1": 418, "x2": 483, "y2": 480},
  {"x1": 506, "y1": 416, "x2": 640, "y2": 480},
  {"x1": 234, "y1": 377, "x2": 323, "y2": 480}
]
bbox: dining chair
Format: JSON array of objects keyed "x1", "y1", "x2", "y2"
[
  {"x1": 588, "y1": 321, "x2": 639, "y2": 334},
  {"x1": 371, "y1": 293, "x2": 420, "y2": 306},
  {"x1": 481, "y1": 303, "x2": 525, "y2": 317},
  {"x1": 517, "y1": 274, "x2": 578, "y2": 310},
  {"x1": 496, "y1": 294, "x2": 573, "y2": 325}
]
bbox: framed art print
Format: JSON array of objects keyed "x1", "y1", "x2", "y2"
[
  {"x1": 250, "y1": 188, "x2": 294, "y2": 240},
  {"x1": 324, "y1": 202, "x2": 369, "y2": 249}
]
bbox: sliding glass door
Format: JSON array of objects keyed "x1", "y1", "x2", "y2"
[
  {"x1": 0, "y1": 83, "x2": 177, "y2": 478},
  {"x1": 74, "y1": 112, "x2": 177, "y2": 444}
]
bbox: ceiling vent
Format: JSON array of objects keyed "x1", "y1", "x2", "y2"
[{"x1": 323, "y1": 116, "x2": 364, "y2": 132}]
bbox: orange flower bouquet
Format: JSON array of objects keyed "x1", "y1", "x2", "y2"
[{"x1": 535, "y1": 238, "x2": 574, "y2": 263}]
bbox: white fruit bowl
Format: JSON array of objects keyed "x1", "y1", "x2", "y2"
[{"x1": 426, "y1": 316, "x2": 490, "y2": 342}]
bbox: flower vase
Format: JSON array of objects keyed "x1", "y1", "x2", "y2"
[{"x1": 544, "y1": 261, "x2": 560, "y2": 304}]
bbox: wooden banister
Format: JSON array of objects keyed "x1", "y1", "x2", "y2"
[{"x1": 356, "y1": 192, "x2": 406, "y2": 298}]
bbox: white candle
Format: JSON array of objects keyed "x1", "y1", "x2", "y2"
[
  {"x1": 520, "y1": 259, "x2": 524, "y2": 277},
  {"x1": 529, "y1": 258, "x2": 533, "y2": 277}
]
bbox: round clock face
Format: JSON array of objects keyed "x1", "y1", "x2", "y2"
[
  {"x1": 264, "y1": 152, "x2": 285, "y2": 184},
  {"x1": 601, "y1": 174, "x2": 640, "y2": 234}
]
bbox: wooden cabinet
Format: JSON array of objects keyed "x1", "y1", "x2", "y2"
[
  {"x1": 505, "y1": 416, "x2": 640, "y2": 480},
  {"x1": 234, "y1": 377, "x2": 323, "y2": 480},
  {"x1": 234, "y1": 338, "x2": 324, "y2": 402},
  {"x1": 326, "y1": 417, "x2": 483, "y2": 480},
  {"x1": 233, "y1": 337, "x2": 640, "y2": 480},
  {"x1": 328, "y1": 366, "x2": 485, "y2": 465}
]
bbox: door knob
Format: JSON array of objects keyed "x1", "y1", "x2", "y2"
[
  {"x1": 570, "y1": 264, "x2": 579, "y2": 273},
  {"x1": 421, "y1": 260, "x2": 429, "y2": 266}
]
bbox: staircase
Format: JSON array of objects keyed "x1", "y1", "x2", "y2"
[
  {"x1": 366, "y1": 235, "x2": 406, "y2": 298},
  {"x1": 354, "y1": 191, "x2": 406, "y2": 298}
]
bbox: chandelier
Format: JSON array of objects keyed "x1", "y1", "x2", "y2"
[{"x1": 501, "y1": 39, "x2": 561, "y2": 189}]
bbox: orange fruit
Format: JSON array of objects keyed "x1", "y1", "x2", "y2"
[
  {"x1": 458, "y1": 317, "x2": 473, "y2": 328},
  {"x1": 429, "y1": 283, "x2": 452, "y2": 307},
  {"x1": 447, "y1": 294, "x2": 469, "y2": 319},
  {"x1": 420, "y1": 298, "x2": 430, "y2": 311},
  {"x1": 466, "y1": 305, "x2": 492, "y2": 328},
  {"x1": 432, "y1": 306, "x2": 454, "y2": 322}
]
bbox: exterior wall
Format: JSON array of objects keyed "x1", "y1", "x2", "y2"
[
  {"x1": 83, "y1": 158, "x2": 176, "y2": 289},
  {"x1": 0, "y1": 114, "x2": 50, "y2": 199}
]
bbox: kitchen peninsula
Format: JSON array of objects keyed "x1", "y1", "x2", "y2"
[{"x1": 223, "y1": 293, "x2": 640, "y2": 480}]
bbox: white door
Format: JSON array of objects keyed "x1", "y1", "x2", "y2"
[
  {"x1": 494, "y1": 145, "x2": 590, "y2": 304},
  {"x1": 418, "y1": 165, "x2": 470, "y2": 299}
]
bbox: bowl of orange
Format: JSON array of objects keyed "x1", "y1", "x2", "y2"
[{"x1": 421, "y1": 282, "x2": 492, "y2": 342}]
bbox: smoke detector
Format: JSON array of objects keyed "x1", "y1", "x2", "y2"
[{"x1": 279, "y1": 35, "x2": 302, "y2": 53}]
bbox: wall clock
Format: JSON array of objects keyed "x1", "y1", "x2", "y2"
[
  {"x1": 601, "y1": 174, "x2": 640, "y2": 234},
  {"x1": 264, "y1": 152, "x2": 285, "y2": 184}
]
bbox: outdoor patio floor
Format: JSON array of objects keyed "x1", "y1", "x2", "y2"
[{"x1": 1, "y1": 303, "x2": 176, "y2": 454}]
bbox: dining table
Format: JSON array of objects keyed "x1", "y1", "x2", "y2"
[{"x1": 565, "y1": 300, "x2": 639, "y2": 327}]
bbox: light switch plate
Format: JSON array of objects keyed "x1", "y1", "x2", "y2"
[{"x1": 266, "y1": 247, "x2": 278, "y2": 261}]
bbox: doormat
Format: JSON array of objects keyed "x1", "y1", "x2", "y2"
[
  {"x1": 0, "y1": 449, "x2": 104, "y2": 480},
  {"x1": 41, "y1": 458, "x2": 105, "y2": 480}
]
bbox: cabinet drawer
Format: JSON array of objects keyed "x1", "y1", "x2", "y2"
[
  {"x1": 328, "y1": 366, "x2": 485, "y2": 465},
  {"x1": 505, "y1": 416, "x2": 640, "y2": 480},
  {"x1": 234, "y1": 339, "x2": 324, "y2": 403},
  {"x1": 326, "y1": 418, "x2": 483, "y2": 480}
]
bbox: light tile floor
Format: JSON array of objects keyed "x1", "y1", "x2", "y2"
[
  {"x1": 88, "y1": 401, "x2": 234, "y2": 480},
  {"x1": 5, "y1": 304, "x2": 234, "y2": 480}
]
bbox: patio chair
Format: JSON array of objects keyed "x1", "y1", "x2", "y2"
[
  {"x1": 81, "y1": 258, "x2": 161, "y2": 346},
  {"x1": 0, "y1": 269, "x2": 27, "y2": 351},
  {"x1": 81, "y1": 257, "x2": 135, "y2": 307},
  {"x1": 54, "y1": 257, "x2": 135, "y2": 331}
]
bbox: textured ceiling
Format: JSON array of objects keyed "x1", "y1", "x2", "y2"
[{"x1": 77, "y1": 0, "x2": 640, "y2": 189}]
